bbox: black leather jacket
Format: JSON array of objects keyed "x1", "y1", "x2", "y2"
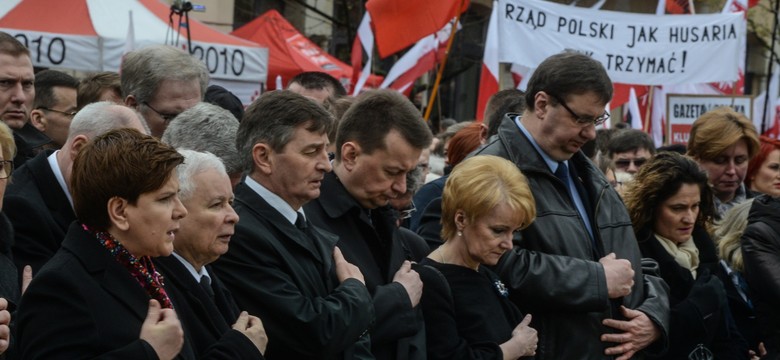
[
  {"x1": 742, "y1": 194, "x2": 780, "y2": 358},
  {"x1": 477, "y1": 114, "x2": 670, "y2": 359}
]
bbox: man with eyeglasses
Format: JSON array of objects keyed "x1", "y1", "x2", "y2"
[
  {"x1": 6, "y1": 102, "x2": 148, "y2": 277},
  {"x1": 30, "y1": 70, "x2": 79, "y2": 149},
  {"x1": 473, "y1": 52, "x2": 670, "y2": 360},
  {"x1": 121, "y1": 45, "x2": 208, "y2": 138},
  {"x1": 607, "y1": 129, "x2": 656, "y2": 175}
]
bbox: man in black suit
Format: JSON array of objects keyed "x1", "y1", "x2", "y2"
[
  {"x1": 0, "y1": 32, "x2": 50, "y2": 169},
  {"x1": 212, "y1": 90, "x2": 374, "y2": 359},
  {"x1": 6, "y1": 102, "x2": 148, "y2": 274},
  {"x1": 303, "y1": 89, "x2": 432, "y2": 360},
  {"x1": 154, "y1": 149, "x2": 266, "y2": 358}
]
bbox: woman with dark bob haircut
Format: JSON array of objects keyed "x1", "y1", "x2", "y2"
[
  {"x1": 15, "y1": 128, "x2": 191, "y2": 359},
  {"x1": 623, "y1": 152, "x2": 749, "y2": 359}
]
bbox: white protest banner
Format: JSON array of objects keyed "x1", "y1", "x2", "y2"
[
  {"x1": 666, "y1": 94, "x2": 753, "y2": 144},
  {"x1": 497, "y1": 0, "x2": 746, "y2": 85}
]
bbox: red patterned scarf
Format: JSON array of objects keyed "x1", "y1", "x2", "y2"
[{"x1": 83, "y1": 224, "x2": 174, "y2": 309}]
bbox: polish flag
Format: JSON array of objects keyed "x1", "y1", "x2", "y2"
[
  {"x1": 380, "y1": 21, "x2": 457, "y2": 95},
  {"x1": 351, "y1": 13, "x2": 375, "y2": 95},
  {"x1": 476, "y1": 4, "x2": 499, "y2": 121},
  {"x1": 709, "y1": 0, "x2": 753, "y2": 95},
  {"x1": 366, "y1": 0, "x2": 469, "y2": 59},
  {"x1": 611, "y1": 84, "x2": 649, "y2": 110},
  {"x1": 627, "y1": 87, "x2": 643, "y2": 130},
  {"x1": 510, "y1": 64, "x2": 532, "y2": 92}
]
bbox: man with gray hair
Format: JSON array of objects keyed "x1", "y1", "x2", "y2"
[
  {"x1": 153, "y1": 149, "x2": 268, "y2": 358},
  {"x1": 161, "y1": 102, "x2": 241, "y2": 186},
  {"x1": 122, "y1": 45, "x2": 209, "y2": 138},
  {"x1": 6, "y1": 101, "x2": 148, "y2": 274}
]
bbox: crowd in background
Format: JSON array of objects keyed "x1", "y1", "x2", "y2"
[{"x1": 0, "y1": 29, "x2": 779, "y2": 360}]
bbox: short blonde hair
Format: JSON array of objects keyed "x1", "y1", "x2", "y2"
[
  {"x1": 0, "y1": 121, "x2": 15, "y2": 160},
  {"x1": 687, "y1": 107, "x2": 760, "y2": 161},
  {"x1": 441, "y1": 155, "x2": 536, "y2": 241},
  {"x1": 714, "y1": 198, "x2": 754, "y2": 272}
]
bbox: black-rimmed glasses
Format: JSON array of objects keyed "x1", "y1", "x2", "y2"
[
  {"x1": 0, "y1": 160, "x2": 13, "y2": 179},
  {"x1": 548, "y1": 93, "x2": 610, "y2": 127},
  {"x1": 143, "y1": 102, "x2": 180, "y2": 123},
  {"x1": 38, "y1": 107, "x2": 77, "y2": 118}
]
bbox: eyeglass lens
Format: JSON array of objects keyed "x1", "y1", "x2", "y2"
[{"x1": 0, "y1": 160, "x2": 13, "y2": 179}]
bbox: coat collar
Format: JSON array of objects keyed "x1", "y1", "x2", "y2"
[
  {"x1": 20, "y1": 150, "x2": 76, "y2": 226},
  {"x1": 317, "y1": 171, "x2": 366, "y2": 220},
  {"x1": 61, "y1": 222, "x2": 150, "y2": 321},
  {"x1": 234, "y1": 182, "x2": 337, "y2": 266}
]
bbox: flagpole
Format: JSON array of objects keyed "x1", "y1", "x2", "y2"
[
  {"x1": 423, "y1": 0, "x2": 465, "y2": 122},
  {"x1": 643, "y1": 87, "x2": 654, "y2": 133},
  {"x1": 763, "y1": 0, "x2": 780, "y2": 134}
]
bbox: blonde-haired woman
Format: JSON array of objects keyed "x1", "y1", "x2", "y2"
[
  {"x1": 687, "y1": 106, "x2": 760, "y2": 218},
  {"x1": 417, "y1": 155, "x2": 538, "y2": 359},
  {"x1": 713, "y1": 199, "x2": 763, "y2": 356}
]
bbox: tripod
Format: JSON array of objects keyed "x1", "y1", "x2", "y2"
[{"x1": 166, "y1": 0, "x2": 193, "y2": 52}]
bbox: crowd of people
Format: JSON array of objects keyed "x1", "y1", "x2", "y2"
[{"x1": 0, "y1": 28, "x2": 779, "y2": 360}]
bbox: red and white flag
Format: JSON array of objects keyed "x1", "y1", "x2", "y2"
[
  {"x1": 380, "y1": 21, "x2": 457, "y2": 95},
  {"x1": 627, "y1": 87, "x2": 643, "y2": 130},
  {"x1": 476, "y1": 4, "x2": 499, "y2": 121},
  {"x1": 351, "y1": 13, "x2": 375, "y2": 95},
  {"x1": 366, "y1": 0, "x2": 469, "y2": 59}
]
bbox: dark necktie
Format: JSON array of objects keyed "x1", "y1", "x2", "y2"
[
  {"x1": 200, "y1": 276, "x2": 214, "y2": 298},
  {"x1": 295, "y1": 212, "x2": 308, "y2": 231},
  {"x1": 555, "y1": 161, "x2": 573, "y2": 200}
]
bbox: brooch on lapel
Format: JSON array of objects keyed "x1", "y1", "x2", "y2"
[{"x1": 494, "y1": 279, "x2": 509, "y2": 298}]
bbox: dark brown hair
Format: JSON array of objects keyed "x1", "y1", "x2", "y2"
[
  {"x1": 336, "y1": 89, "x2": 432, "y2": 160},
  {"x1": 71, "y1": 128, "x2": 183, "y2": 230},
  {"x1": 623, "y1": 152, "x2": 715, "y2": 233}
]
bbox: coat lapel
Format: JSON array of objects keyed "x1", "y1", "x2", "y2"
[
  {"x1": 27, "y1": 151, "x2": 76, "y2": 230},
  {"x1": 155, "y1": 256, "x2": 226, "y2": 338},
  {"x1": 234, "y1": 182, "x2": 325, "y2": 264},
  {"x1": 64, "y1": 223, "x2": 148, "y2": 321}
]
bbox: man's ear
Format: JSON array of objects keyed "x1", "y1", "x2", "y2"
[
  {"x1": 68, "y1": 135, "x2": 90, "y2": 160},
  {"x1": 479, "y1": 123, "x2": 489, "y2": 144},
  {"x1": 340, "y1": 142, "x2": 360, "y2": 171},
  {"x1": 252, "y1": 143, "x2": 273, "y2": 175},
  {"x1": 124, "y1": 95, "x2": 138, "y2": 109},
  {"x1": 534, "y1": 91, "x2": 550, "y2": 119},
  {"x1": 29, "y1": 109, "x2": 47, "y2": 132},
  {"x1": 107, "y1": 196, "x2": 130, "y2": 231}
]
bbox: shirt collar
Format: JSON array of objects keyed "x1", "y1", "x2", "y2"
[
  {"x1": 244, "y1": 175, "x2": 301, "y2": 225},
  {"x1": 47, "y1": 150, "x2": 74, "y2": 209},
  {"x1": 171, "y1": 252, "x2": 210, "y2": 283},
  {"x1": 514, "y1": 115, "x2": 565, "y2": 173}
]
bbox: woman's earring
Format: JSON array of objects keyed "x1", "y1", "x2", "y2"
[{"x1": 457, "y1": 231, "x2": 463, "y2": 237}]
